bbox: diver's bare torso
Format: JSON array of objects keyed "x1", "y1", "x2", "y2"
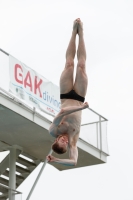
[{"x1": 50, "y1": 99, "x2": 83, "y2": 144}]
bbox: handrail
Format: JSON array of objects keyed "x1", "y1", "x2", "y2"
[
  {"x1": 88, "y1": 107, "x2": 108, "y2": 121},
  {"x1": 81, "y1": 119, "x2": 106, "y2": 126},
  {"x1": 0, "y1": 48, "x2": 9, "y2": 56}
]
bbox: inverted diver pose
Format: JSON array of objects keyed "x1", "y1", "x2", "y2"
[{"x1": 47, "y1": 18, "x2": 88, "y2": 166}]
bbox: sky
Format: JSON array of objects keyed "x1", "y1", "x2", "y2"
[{"x1": 0, "y1": 0, "x2": 133, "y2": 199}]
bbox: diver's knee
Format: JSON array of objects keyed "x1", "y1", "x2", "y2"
[
  {"x1": 77, "y1": 61, "x2": 85, "y2": 70},
  {"x1": 65, "y1": 60, "x2": 74, "y2": 69}
]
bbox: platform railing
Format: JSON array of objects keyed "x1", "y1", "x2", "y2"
[{"x1": 81, "y1": 120, "x2": 108, "y2": 154}]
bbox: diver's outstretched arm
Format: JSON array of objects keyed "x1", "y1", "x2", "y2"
[{"x1": 46, "y1": 145, "x2": 78, "y2": 166}]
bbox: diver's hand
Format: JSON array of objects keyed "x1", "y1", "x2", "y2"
[
  {"x1": 46, "y1": 155, "x2": 56, "y2": 162},
  {"x1": 83, "y1": 102, "x2": 89, "y2": 108}
]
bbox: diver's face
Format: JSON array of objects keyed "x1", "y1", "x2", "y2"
[{"x1": 57, "y1": 135, "x2": 68, "y2": 147}]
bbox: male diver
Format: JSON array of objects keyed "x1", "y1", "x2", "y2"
[{"x1": 47, "y1": 18, "x2": 88, "y2": 166}]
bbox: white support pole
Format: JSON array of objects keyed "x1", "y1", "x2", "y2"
[
  {"x1": 9, "y1": 147, "x2": 16, "y2": 200},
  {"x1": 26, "y1": 149, "x2": 53, "y2": 200}
]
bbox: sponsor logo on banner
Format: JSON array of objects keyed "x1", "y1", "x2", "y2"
[{"x1": 9, "y1": 55, "x2": 61, "y2": 116}]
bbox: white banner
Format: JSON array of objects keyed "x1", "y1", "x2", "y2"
[{"x1": 9, "y1": 55, "x2": 61, "y2": 116}]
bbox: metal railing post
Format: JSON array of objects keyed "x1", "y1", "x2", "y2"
[
  {"x1": 96, "y1": 123, "x2": 98, "y2": 148},
  {"x1": 99, "y1": 117, "x2": 102, "y2": 158},
  {"x1": 26, "y1": 149, "x2": 52, "y2": 200}
]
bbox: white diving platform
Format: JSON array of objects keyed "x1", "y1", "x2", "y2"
[{"x1": 0, "y1": 88, "x2": 109, "y2": 171}]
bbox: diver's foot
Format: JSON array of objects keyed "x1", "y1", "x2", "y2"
[
  {"x1": 72, "y1": 19, "x2": 78, "y2": 35},
  {"x1": 77, "y1": 18, "x2": 83, "y2": 36}
]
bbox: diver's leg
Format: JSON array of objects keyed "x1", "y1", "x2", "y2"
[
  {"x1": 74, "y1": 19, "x2": 88, "y2": 97},
  {"x1": 60, "y1": 19, "x2": 78, "y2": 94}
]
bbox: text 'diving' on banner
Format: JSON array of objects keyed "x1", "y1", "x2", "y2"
[{"x1": 9, "y1": 55, "x2": 61, "y2": 116}]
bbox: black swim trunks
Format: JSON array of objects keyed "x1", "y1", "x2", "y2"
[{"x1": 60, "y1": 90, "x2": 85, "y2": 102}]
